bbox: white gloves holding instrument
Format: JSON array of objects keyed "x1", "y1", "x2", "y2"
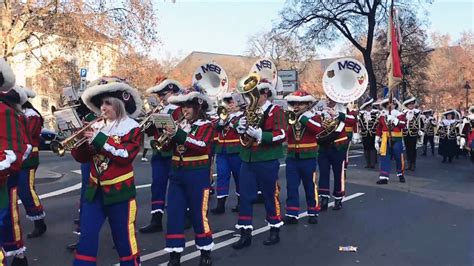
[{"x1": 246, "y1": 126, "x2": 262, "y2": 143}]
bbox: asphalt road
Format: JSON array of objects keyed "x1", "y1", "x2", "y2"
[{"x1": 11, "y1": 148, "x2": 474, "y2": 266}]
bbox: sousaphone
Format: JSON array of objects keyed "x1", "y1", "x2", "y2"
[
  {"x1": 318, "y1": 58, "x2": 368, "y2": 144},
  {"x1": 192, "y1": 62, "x2": 229, "y2": 107},
  {"x1": 249, "y1": 57, "x2": 278, "y2": 93}
]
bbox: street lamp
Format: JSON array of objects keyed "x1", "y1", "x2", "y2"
[{"x1": 464, "y1": 81, "x2": 471, "y2": 110}]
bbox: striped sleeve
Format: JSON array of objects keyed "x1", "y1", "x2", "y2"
[
  {"x1": 261, "y1": 106, "x2": 287, "y2": 144},
  {"x1": 184, "y1": 123, "x2": 213, "y2": 153},
  {"x1": 0, "y1": 106, "x2": 25, "y2": 179},
  {"x1": 93, "y1": 127, "x2": 142, "y2": 164},
  {"x1": 300, "y1": 114, "x2": 322, "y2": 135}
]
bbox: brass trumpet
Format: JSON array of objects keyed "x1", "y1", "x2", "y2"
[
  {"x1": 151, "y1": 115, "x2": 186, "y2": 152},
  {"x1": 287, "y1": 101, "x2": 318, "y2": 125},
  {"x1": 139, "y1": 105, "x2": 163, "y2": 132},
  {"x1": 217, "y1": 105, "x2": 229, "y2": 121},
  {"x1": 50, "y1": 116, "x2": 104, "y2": 156}
]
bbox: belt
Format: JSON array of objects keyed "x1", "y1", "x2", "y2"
[
  {"x1": 90, "y1": 171, "x2": 134, "y2": 186},
  {"x1": 334, "y1": 137, "x2": 348, "y2": 143},
  {"x1": 172, "y1": 155, "x2": 209, "y2": 162},
  {"x1": 288, "y1": 143, "x2": 317, "y2": 148},
  {"x1": 217, "y1": 139, "x2": 240, "y2": 143}
]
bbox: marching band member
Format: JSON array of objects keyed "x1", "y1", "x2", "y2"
[
  {"x1": 71, "y1": 77, "x2": 142, "y2": 266},
  {"x1": 437, "y1": 109, "x2": 459, "y2": 163},
  {"x1": 1, "y1": 84, "x2": 32, "y2": 266},
  {"x1": 18, "y1": 87, "x2": 47, "y2": 238},
  {"x1": 420, "y1": 109, "x2": 436, "y2": 156},
  {"x1": 211, "y1": 92, "x2": 243, "y2": 214},
  {"x1": 317, "y1": 99, "x2": 356, "y2": 211},
  {"x1": 161, "y1": 85, "x2": 214, "y2": 266},
  {"x1": 283, "y1": 90, "x2": 321, "y2": 225},
  {"x1": 460, "y1": 105, "x2": 474, "y2": 162},
  {"x1": 0, "y1": 59, "x2": 31, "y2": 266},
  {"x1": 402, "y1": 97, "x2": 422, "y2": 171},
  {"x1": 344, "y1": 104, "x2": 359, "y2": 179},
  {"x1": 66, "y1": 100, "x2": 97, "y2": 251},
  {"x1": 375, "y1": 98, "x2": 406, "y2": 184},
  {"x1": 233, "y1": 79, "x2": 286, "y2": 249},
  {"x1": 140, "y1": 79, "x2": 183, "y2": 234},
  {"x1": 358, "y1": 97, "x2": 378, "y2": 168}
]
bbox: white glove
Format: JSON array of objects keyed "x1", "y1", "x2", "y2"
[
  {"x1": 388, "y1": 115, "x2": 399, "y2": 125},
  {"x1": 236, "y1": 117, "x2": 247, "y2": 134},
  {"x1": 246, "y1": 126, "x2": 262, "y2": 143},
  {"x1": 460, "y1": 137, "x2": 466, "y2": 148},
  {"x1": 218, "y1": 119, "x2": 226, "y2": 126},
  {"x1": 298, "y1": 111, "x2": 313, "y2": 121},
  {"x1": 352, "y1": 133, "x2": 361, "y2": 144},
  {"x1": 418, "y1": 130, "x2": 424, "y2": 137},
  {"x1": 374, "y1": 136, "x2": 381, "y2": 153}
]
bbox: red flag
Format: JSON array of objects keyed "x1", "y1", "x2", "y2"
[{"x1": 386, "y1": 8, "x2": 403, "y2": 90}]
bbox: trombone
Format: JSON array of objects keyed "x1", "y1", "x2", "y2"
[{"x1": 50, "y1": 116, "x2": 104, "y2": 156}]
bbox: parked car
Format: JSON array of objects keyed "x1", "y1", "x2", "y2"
[{"x1": 39, "y1": 128, "x2": 58, "y2": 150}]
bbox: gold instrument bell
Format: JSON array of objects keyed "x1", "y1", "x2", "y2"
[{"x1": 236, "y1": 73, "x2": 261, "y2": 147}]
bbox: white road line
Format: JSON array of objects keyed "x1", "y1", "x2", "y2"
[
  {"x1": 71, "y1": 170, "x2": 82, "y2": 175},
  {"x1": 38, "y1": 182, "x2": 82, "y2": 200},
  {"x1": 158, "y1": 192, "x2": 365, "y2": 265}
]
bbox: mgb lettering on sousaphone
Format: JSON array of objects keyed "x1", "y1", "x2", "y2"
[
  {"x1": 192, "y1": 62, "x2": 229, "y2": 107},
  {"x1": 319, "y1": 58, "x2": 368, "y2": 144}
]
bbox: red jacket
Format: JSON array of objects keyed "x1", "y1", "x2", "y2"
[
  {"x1": 22, "y1": 108, "x2": 43, "y2": 169},
  {"x1": 71, "y1": 117, "x2": 141, "y2": 205},
  {"x1": 215, "y1": 111, "x2": 243, "y2": 154},
  {"x1": 376, "y1": 109, "x2": 406, "y2": 141},
  {"x1": 165, "y1": 119, "x2": 214, "y2": 170},
  {"x1": 287, "y1": 113, "x2": 322, "y2": 159}
]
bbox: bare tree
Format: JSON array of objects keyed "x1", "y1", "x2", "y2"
[
  {"x1": 275, "y1": 0, "x2": 432, "y2": 99},
  {"x1": 1, "y1": 0, "x2": 158, "y2": 59}
]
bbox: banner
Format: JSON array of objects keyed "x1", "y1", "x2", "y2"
[{"x1": 386, "y1": 8, "x2": 403, "y2": 90}]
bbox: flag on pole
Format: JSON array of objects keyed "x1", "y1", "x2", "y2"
[{"x1": 386, "y1": 8, "x2": 403, "y2": 90}]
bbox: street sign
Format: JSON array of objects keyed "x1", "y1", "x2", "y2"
[
  {"x1": 80, "y1": 68, "x2": 88, "y2": 78},
  {"x1": 278, "y1": 70, "x2": 297, "y2": 82},
  {"x1": 282, "y1": 83, "x2": 297, "y2": 92},
  {"x1": 78, "y1": 77, "x2": 87, "y2": 95}
]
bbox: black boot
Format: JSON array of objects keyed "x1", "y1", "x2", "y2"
[
  {"x1": 399, "y1": 175, "x2": 406, "y2": 183},
  {"x1": 231, "y1": 196, "x2": 240, "y2": 212},
  {"x1": 232, "y1": 228, "x2": 252, "y2": 249},
  {"x1": 442, "y1": 156, "x2": 447, "y2": 163},
  {"x1": 211, "y1": 197, "x2": 226, "y2": 215},
  {"x1": 283, "y1": 216, "x2": 298, "y2": 225},
  {"x1": 27, "y1": 219, "x2": 47, "y2": 238},
  {"x1": 199, "y1": 250, "x2": 212, "y2": 266},
  {"x1": 320, "y1": 197, "x2": 329, "y2": 211},
  {"x1": 263, "y1": 227, "x2": 280, "y2": 246},
  {"x1": 168, "y1": 252, "x2": 181, "y2": 266},
  {"x1": 308, "y1": 215, "x2": 318, "y2": 224},
  {"x1": 332, "y1": 199, "x2": 342, "y2": 210},
  {"x1": 139, "y1": 212, "x2": 163, "y2": 233},
  {"x1": 376, "y1": 179, "x2": 388, "y2": 185},
  {"x1": 11, "y1": 256, "x2": 28, "y2": 266},
  {"x1": 66, "y1": 241, "x2": 78, "y2": 251}
]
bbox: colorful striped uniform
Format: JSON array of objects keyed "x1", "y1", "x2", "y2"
[
  {"x1": 343, "y1": 109, "x2": 358, "y2": 174},
  {"x1": 145, "y1": 104, "x2": 180, "y2": 213},
  {"x1": 285, "y1": 113, "x2": 322, "y2": 218},
  {"x1": 18, "y1": 107, "x2": 45, "y2": 220},
  {"x1": 71, "y1": 117, "x2": 141, "y2": 266},
  {"x1": 318, "y1": 111, "x2": 356, "y2": 200},
  {"x1": 237, "y1": 100, "x2": 287, "y2": 229},
  {"x1": 0, "y1": 101, "x2": 30, "y2": 265},
  {"x1": 376, "y1": 109, "x2": 406, "y2": 180},
  {"x1": 214, "y1": 111, "x2": 243, "y2": 198},
  {"x1": 164, "y1": 119, "x2": 214, "y2": 252}
]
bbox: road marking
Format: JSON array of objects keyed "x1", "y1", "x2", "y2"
[
  {"x1": 71, "y1": 170, "x2": 82, "y2": 175},
  {"x1": 39, "y1": 182, "x2": 82, "y2": 200},
  {"x1": 112, "y1": 230, "x2": 235, "y2": 265},
  {"x1": 158, "y1": 192, "x2": 365, "y2": 265}
]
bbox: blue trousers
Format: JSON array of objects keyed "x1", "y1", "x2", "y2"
[
  {"x1": 318, "y1": 146, "x2": 346, "y2": 199},
  {"x1": 379, "y1": 141, "x2": 405, "y2": 180},
  {"x1": 215, "y1": 152, "x2": 241, "y2": 198},
  {"x1": 285, "y1": 158, "x2": 319, "y2": 217},
  {"x1": 237, "y1": 160, "x2": 282, "y2": 229},
  {"x1": 2, "y1": 173, "x2": 25, "y2": 257},
  {"x1": 150, "y1": 155, "x2": 172, "y2": 213},
  {"x1": 18, "y1": 168, "x2": 44, "y2": 220},
  {"x1": 166, "y1": 168, "x2": 213, "y2": 252},
  {"x1": 0, "y1": 202, "x2": 7, "y2": 266},
  {"x1": 74, "y1": 193, "x2": 140, "y2": 266}
]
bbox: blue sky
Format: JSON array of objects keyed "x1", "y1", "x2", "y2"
[{"x1": 153, "y1": 0, "x2": 473, "y2": 60}]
